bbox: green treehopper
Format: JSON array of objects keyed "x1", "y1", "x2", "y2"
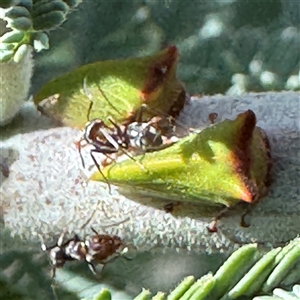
[
  {"x1": 91, "y1": 110, "x2": 272, "y2": 218},
  {"x1": 34, "y1": 46, "x2": 186, "y2": 129}
]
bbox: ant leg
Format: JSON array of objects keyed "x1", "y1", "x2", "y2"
[
  {"x1": 57, "y1": 230, "x2": 67, "y2": 247},
  {"x1": 96, "y1": 84, "x2": 121, "y2": 116},
  {"x1": 100, "y1": 119, "x2": 147, "y2": 171},
  {"x1": 118, "y1": 147, "x2": 148, "y2": 172},
  {"x1": 86, "y1": 101, "x2": 93, "y2": 122},
  {"x1": 78, "y1": 140, "x2": 86, "y2": 169},
  {"x1": 39, "y1": 233, "x2": 62, "y2": 280},
  {"x1": 39, "y1": 231, "x2": 64, "y2": 252},
  {"x1": 107, "y1": 117, "x2": 124, "y2": 138},
  {"x1": 207, "y1": 207, "x2": 229, "y2": 233},
  {"x1": 51, "y1": 266, "x2": 57, "y2": 279},
  {"x1": 121, "y1": 252, "x2": 133, "y2": 261},
  {"x1": 102, "y1": 153, "x2": 117, "y2": 166},
  {"x1": 87, "y1": 262, "x2": 97, "y2": 275},
  {"x1": 51, "y1": 281, "x2": 60, "y2": 300},
  {"x1": 45, "y1": 231, "x2": 67, "y2": 252},
  {"x1": 39, "y1": 234, "x2": 48, "y2": 252},
  {"x1": 90, "y1": 149, "x2": 112, "y2": 193}
]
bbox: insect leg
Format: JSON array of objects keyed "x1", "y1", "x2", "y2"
[
  {"x1": 87, "y1": 261, "x2": 97, "y2": 275},
  {"x1": 78, "y1": 140, "x2": 86, "y2": 169},
  {"x1": 38, "y1": 233, "x2": 62, "y2": 279},
  {"x1": 51, "y1": 266, "x2": 57, "y2": 279},
  {"x1": 118, "y1": 147, "x2": 148, "y2": 172},
  {"x1": 107, "y1": 117, "x2": 124, "y2": 138},
  {"x1": 90, "y1": 149, "x2": 112, "y2": 193},
  {"x1": 99, "y1": 127, "x2": 120, "y2": 151},
  {"x1": 96, "y1": 84, "x2": 122, "y2": 116},
  {"x1": 39, "y1": 231, "x2": 65, "y2": 252},
  {"x1": 136, "y1": 103, "x2": 150, "y2": 122},
  {"x1": 86, "y1": 101, "x2": 93, "y2": 122},
  {"x1": 206, "y1": 207, "x2": 230, "y2": 233}
]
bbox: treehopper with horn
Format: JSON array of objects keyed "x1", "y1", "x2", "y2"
[
  {"x1": 91, "y1": 110, "x2": 272, "y2": 229},
  {"x1": 34, "y1": 46, "x2": 187, "y2": 129}
]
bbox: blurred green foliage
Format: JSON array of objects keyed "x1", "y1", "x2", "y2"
[{"x1": 32, "y1": 0, "x2": 300, "y2": 95}]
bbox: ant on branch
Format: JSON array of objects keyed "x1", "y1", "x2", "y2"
[
  {"x1": 40, "y1": 227, "x2": 125, "y2": 278},
  {"x1": 76, "y1": 79, "x2": 179, "y2": 191}
]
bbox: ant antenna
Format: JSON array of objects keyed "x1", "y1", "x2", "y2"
[
  {"x1": 139, "y1": 103, "x2": 197, "y2": 134},
  {"x1": 79, "y1": 199, "x2": 101, "y2": 230},
  {"x1": 90, "y1": 227, "x2": 99, "y2": 235},
  {"x1": 96, "y1": 84, "x2": 122, "y2": 116},
  {"x1": 83, "y1": 77, "x2": 93, "y2": 121}
]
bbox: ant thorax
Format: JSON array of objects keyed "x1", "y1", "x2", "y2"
[
  {"x1": 127, "y1": 122, "x2": 163, "y2": 150},
  {"x1": 64, "y1": 238, "x2": 88, "y2": 262},
  {"x1": 84, "y1": 119, "x2": 117, "y2": 150}
]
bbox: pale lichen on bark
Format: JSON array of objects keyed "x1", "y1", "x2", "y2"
[{"x1": 1, "y1": 92, "x2": 299, "y2": 255}]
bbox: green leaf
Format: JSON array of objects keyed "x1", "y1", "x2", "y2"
[
  {"x1": 262, "y1": 238, "x2": 300, "y2": 293},
  {"x1": 152, "y1": 292, "x2": 166, "y2": 300},
  {"x1": 92, "y1": 288, "x2": 111, "y2": 300},
  {"x1": 227, "y1": 247, "x2": 281, "y2": 299},
  {"x1": 167, "y1": 276, "x2": 195, "y2": 300},
  {"x1": 212, "y1": 244, "x2": 259, "y2": 299},
  {"x1": 180, "y1": 274, "x2": 215, "y2": 300},
  {"x1": 134, "y1": 288, "x2": 152, "y2": 300}
]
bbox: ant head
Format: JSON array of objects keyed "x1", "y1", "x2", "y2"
[
  {"x1": 40, "y1": 232, "x2": 69, "y2": 268},
  {"x1": 84, "y1": 119, "x2": 108, "y2": 144},
  {"x1": 48, "y1": 245, "x2": 68, "y2": 268}
]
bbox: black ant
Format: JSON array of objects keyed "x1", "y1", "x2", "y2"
[
  {"x1": 77, "y1": 117, "x2": 165, "y2": 191},
  {"x1": 77, "y1": 79, "x2": 183, "y2": 191},
  {"x1": 77, "y1": 104, "x2": 177, "y2": 191},
  {"x1": 40, "y1": 227, "x2": 125, "y2": 278}
]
